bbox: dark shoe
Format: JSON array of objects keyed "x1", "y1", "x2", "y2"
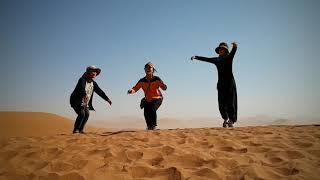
[
  {"x1": 147, "y1": 126, "x2": 156, "y2": 130},
  {"x1": 223, "y1": 120, "x2": 228, "y2": 128}
]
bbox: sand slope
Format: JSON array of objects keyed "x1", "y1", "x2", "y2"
[
  {"x1": 0, "y1": 112, "x2": 97, "y2": 138},
  {"x1": 0, "y1": 125, "x2": 319, "y2": 180}
]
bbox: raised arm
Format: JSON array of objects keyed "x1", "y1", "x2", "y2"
[{"x1": 229, "y1": 42, "x2": 238, "y2": 59}]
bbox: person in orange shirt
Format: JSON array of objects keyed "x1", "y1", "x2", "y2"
[{"x1": 128, "y1": 62, "x2": 167, "y2": 130}]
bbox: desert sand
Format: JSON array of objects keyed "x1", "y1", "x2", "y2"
[
  {"x1": 0, "y1": 112, "x2": 319, "y2": 180},
  {"x1": 0, "y1": 112, "x2": 98, "y2": 138}
]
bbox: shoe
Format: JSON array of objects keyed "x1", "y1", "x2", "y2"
[
  {"x1": 223, "y1": 120, "x2": 228, "y2": 128},
  {"x1": 147, "y1": 126, "x2": 156, "y2": 130},
  {"x1": 73, "y1": 130, "x2": 80, "y2": 134},
  {"x1": 227, "y1": 120, "x2": 234, "y2": 128}
]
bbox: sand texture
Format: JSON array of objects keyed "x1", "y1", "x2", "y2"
[{"x1": 1, "y1": 120, "x2": 319, "y2": 179}]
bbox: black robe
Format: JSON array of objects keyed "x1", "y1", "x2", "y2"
[{"x1": 194, "y1": 46, "x2": 238, "y2": 122}]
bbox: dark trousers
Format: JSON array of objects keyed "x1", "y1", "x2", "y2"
[
  {"x1": 218, "y1": 86, "x2": 237, "y2": 123},
  {"x1": 144, "y1": 98, "x2": 163, "y2": 129},
  {"x1": 73, "y1": 106, "x2": 90, "y2": 132}
]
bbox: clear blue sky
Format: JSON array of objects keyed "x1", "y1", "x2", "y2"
[{"x1": 1, "y1": 0, "x2": 319, "y2": 121}]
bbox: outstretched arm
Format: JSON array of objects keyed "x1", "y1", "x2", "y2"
[
  {"x1": 127, "y1": 81, "x2": 142, "y2": 94},
  {"x1": 191, "y1": 56, "x2": 218, "y2": 64},
  {"x1": 93, "y1": 82, "x2": 112, "y2": 105}
]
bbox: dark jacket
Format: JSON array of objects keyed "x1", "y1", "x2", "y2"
[
  {"x1": 195, "y1": 46, "x2": 237, "y2": 90},
  {"x1": 70, "y1": 77, "x2": 110, "y2": 110}
]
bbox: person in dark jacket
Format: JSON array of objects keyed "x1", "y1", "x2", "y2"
[
  {"x1": 191, "y1": 42, "x2": 238, "y2": 128},
  {"x1": 127, "y1": 62, "x2": 167, "y2": 130},
  {"x1": 70, "y1": 66, "x2": 112, "y2": 133}
]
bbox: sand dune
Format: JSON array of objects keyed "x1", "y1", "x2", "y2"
[
  {"x1": 0, "y1": 120, "x2": 319, "y2": 179},
  {"x1": 0, "y1": 112, "x2": 97, "y2": 138}
]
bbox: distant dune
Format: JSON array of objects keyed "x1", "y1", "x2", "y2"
[{"x1": 0, "y1": 112, "x2": 97, "y2": 138}]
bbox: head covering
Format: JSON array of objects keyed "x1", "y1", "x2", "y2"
[
  {"x1": 86, "y1": 65, "x2": 101, "y2": 76},
  {"x1": 144, "y1": 62, "x2": 157, "y2": 72},
  {"x1": 215, "y1": 42, "x2": 229, "y2": 54}
]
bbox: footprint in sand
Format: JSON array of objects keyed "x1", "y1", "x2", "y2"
[
  {"x1": 186, "y1": 137, "x2": 196, "y2": 144},
  {"x1": 307, "y1": 150, "x2": 320, "y2": 158},
  {"x1": 48, "y1": 161, "x2": 74, "y2": 172},
  {"x1": 265, "y1": 156, "x2": 284, "y2": 165},
  {"x1": 0, "y1": 150, "x2": 18, "y2": 161},
  {"x1": 133, "y1": 137, "x2": 149, "y2": 142},
  {"x1": 292, "y1": 141, "x2": 313, "y2": 148},
  {"x1": 176, "y1": 131, "x2": 187, "y2": 139},
  {"x1": 205, "y1": 159, "x2": 219, "y2": 169},
  {"x1": 129, "y1": 166, "x2": 182, "y2": 180},
  {"x1": 87, "y1": 148, "x2": 110, "y2": 156},
  {"x1": 192, "y1": 168, "x2": 222, "y2": 180},
  {"x1": 161, "y1": 145, "x2": 175, "y2": 155},
  {"x1": 176, "y1": 138, "x2": 186, "y2": 145},
  {"x1": 129, "y1": 166, "x2": 156, "y2": 178},
  {"x1": 69, "y1": 159, "x2": 88, "y2": 170},
  {"x1": 311, "y1": 133, "x2": 320, "y2": 139},
  {"x1": 218, "y1": 146, "x2": 248, "y2": 153},
  {"x1": 248, "y1": 146, "x2": 271, "y2": 153},
  {"x1": 41, "y1": 172, "x2": 85, "y2": 180},
  {"x1": 281, "y1": 150, "x2": 305, "y2": 159},
  {"x1": 42, "y1": 147, "x2": 64, "y2": 159},
  {"x1": 275, "y1": 167, "x2": 300, "y2": 176},
  {"x1": 126, "y1": 150, "x2": 143, "y2": 161},
  {"x1": 265, "y1": 150, "x2": 305, "y2": 160},
  {"x1": 23, "y1": 151, "x2": 41, "y2": 159},
  {"x1": 148, "y1": 156, "x2": 164, "y2": 166},
  {"x1": 148, "y1": 140, "x2": 163, "y2": 147},
  {"x1": 216, "y1": 158, "x2": 239, "y2": 170},
  {"x1": 245, "y1": 141, "x2": 263, "y2": 147},
  {"x1": 160, "y1": 167, "x2": 182, "y2": 180},
  {"x1": 176, "y1": 154, "x2": 206, "y2": 167},
  {"x1": 111, "y1": 150, "x2": 132, "y2": 163},
  {"x1": 20, "y1": 159, "x2": 49, "y2": 171}
]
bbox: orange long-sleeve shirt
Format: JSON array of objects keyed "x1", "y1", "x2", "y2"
[{"x1": 132, "y1": 76, "x2": 166, "y2": 102}]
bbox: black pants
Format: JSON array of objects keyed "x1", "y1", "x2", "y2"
[
  {"x1": 144, "y1": 98, "x2": 163, "y2": 129},
  {"x1": 73, "y1": 106, "x2": 90, "y2": 132},
  {"x1": 218, "y1": 85, "x2": 237, "y2": 123}
]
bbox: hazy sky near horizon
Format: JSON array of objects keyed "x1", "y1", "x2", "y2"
[{"x1": 1, "y1": 0, "x2": 320, "y2": 121}]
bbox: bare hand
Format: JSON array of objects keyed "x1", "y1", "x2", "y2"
[
  {"x1": 127, "y1": 89, "x2": 133, "y2": 94},
  {"x1": 231, "y1": 42, "x2": 238, "y2": 48},
  {"x1": 191, "y1": 56, "x2": 196, "y2": 60},
  {"x1": 161, "y1": 83, "x2": 167, "y2": 90}
]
